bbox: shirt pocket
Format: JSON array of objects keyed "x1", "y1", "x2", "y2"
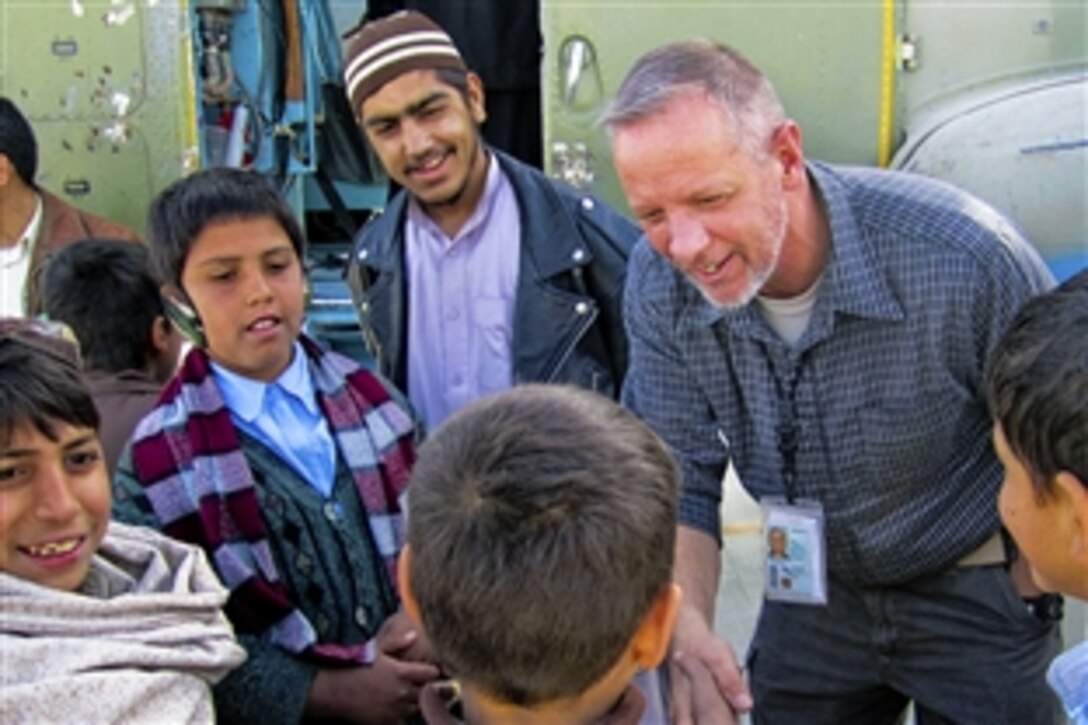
[
  {"x1": 852, "y1": 382, "x2": 974, "y2": 492},
  {"x1": 475, "y1": 297, "x2": 513, "y2": 393}
]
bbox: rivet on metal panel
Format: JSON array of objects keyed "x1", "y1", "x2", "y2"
[{"x1": 898, "y1": 34, "x2": 920, "y2": 72}]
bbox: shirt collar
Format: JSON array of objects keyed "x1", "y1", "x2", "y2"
[
  {"x1": 21, "y1": 193, "x2": 43, "y2": 248},
  {"x1": 407, "y1": 151, "x2": 503, "y2": 245},
  {"x1": 211, "y1": 341, "x2": 318, "y2": 422},
  {"x1": 0, "y1": 194, "x2": 42, "y2": 267},
  {"x1": 807, "y1": 161, "x2": 904, "y2": 324}
]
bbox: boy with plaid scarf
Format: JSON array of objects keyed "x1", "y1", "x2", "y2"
[{"x1": 113, "y1": 167, "x2": 439, "y2": 723}]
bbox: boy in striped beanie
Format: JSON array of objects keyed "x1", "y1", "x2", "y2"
[{"x1": 340, "y1": 11, "x2": 639, "y2": 433}]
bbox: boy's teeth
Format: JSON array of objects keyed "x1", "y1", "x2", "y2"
[{"x1": 27, "y1": 538, "x2": 79, "y2": 557}]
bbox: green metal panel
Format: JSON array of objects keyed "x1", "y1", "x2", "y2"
[
  {"x1": 542, "y1": 0, "x2": 1086, "y2": 266},
  {"x1": 0, "y1": 0, "x2": 198, "y2": 235},
  {"x1": 899, "y1": 0, "x2": 1087, "y2": 116},
  {"x1": 542, "y1": 0, "x2": 891, "y2": 214},
  {"x1": 893, "y1": 1, "x2": 1087, "y2": 264}
]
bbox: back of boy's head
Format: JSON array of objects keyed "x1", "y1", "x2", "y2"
[
  {"x1": 987, "y1": 269, "x2": 1088, "y2": 493},
  {"x1": 406, "y1": 384, "x2": 679, "y2": 707},
  {"x1": 147, "y1": 167, "x2": 306, "y2": 291},
  {"x1": 0, "y1": 318, "x2": 98, "y2": 446},
  {"x1": 0, "y1": 97, "x2": 37, "y2": 188},
  {"x1": 41, "y1": 238, "x2": 164, "y2": 374}
]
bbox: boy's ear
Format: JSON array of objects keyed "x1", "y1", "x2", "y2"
[
  {"x1": 397, "y1": 545, "x2": 424, "y2": 627},
  {"x1": 1055, "y1": 472, "x2": 1088, "y2": 561},
  {"x1": 629, "y1": 583, "x2": 682, "y2": 670},
  {"x1": 466, "y1": 72, "x2": 488, "y2": 126},
  {"x1": 150, "y1": 314, "x2": 173, "y2": 354}
]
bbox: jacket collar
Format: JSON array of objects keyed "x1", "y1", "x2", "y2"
[{"x1": 499, "y1": 149, "x2": 596, "y2": 280}]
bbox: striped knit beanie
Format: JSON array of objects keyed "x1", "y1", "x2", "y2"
[{"x1": 343, "y1": 10, "x2": 468, "y2": 114}]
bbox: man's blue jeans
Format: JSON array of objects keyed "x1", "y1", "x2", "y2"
[{"x1": 748, "y1": 565, "x2": 1061, "y2": 724}]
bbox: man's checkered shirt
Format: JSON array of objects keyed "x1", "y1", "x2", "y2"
[{"x1": 622, "y1": 161, "x2": 1053, "y2": 586}]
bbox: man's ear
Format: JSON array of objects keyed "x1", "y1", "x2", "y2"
[
  {"x1": 466, "y1": 72, "x2": 488, "y2": 126},
  {"x1": 629, "y1": 583, "x2": 682, "y2": 670},
  {"x1": 397, "y1": 545, "x2": 424, "y2": 627},
  {"x1": 1055, "y1": 472, "x2": 1088, "y2": 563},
  {"x1": 771, "y1": 121, "x2": 805, "y2": 190}
]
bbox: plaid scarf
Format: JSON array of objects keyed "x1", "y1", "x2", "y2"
[{"x1": 129, "y1": 335, "x2": 414, "y2": 664}]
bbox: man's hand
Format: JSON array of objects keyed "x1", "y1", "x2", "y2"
[{"x1": 669, "y1": 604, "x2": 753, "y2": 725}]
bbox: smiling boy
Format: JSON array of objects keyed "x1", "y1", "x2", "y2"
[
  {"x1": 0, "y1": 317, "x2": 243, "y2": 722},
  {"x1": 112, "y1": 167, "x2": 439, "y2": 723}
]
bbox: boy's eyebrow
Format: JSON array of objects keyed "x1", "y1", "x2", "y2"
[
  {"x1": 0, "y1": 431, "x2": 98, "y2": 459},
  {"x1": 64, "y1": 433, "x2": 98, "y2": 450},
  {"x1": 194, "y1": 243, "x2": 295, "y2": 267},
  {"x1": 194, "y1": 254, "x2": 241, "y2": 267},
  {"x1": 364, "y1": 90, "x2": 450, "y2": 128}
]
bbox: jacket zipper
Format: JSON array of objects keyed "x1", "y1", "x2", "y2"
[{"x1": 543, "y1": 302, "x2": 598, "y2": 383}]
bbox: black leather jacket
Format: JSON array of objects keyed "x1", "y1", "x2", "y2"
[{"x1": 345, "y1": 150, "x2": 638, "y2": 399}]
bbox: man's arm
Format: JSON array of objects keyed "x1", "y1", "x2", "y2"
[
  {"x1": 668, "y1": 526, "x2": 752, "y2": 725},
  {"x1": 674, "y1": 526, "x2": 722, "y2": 629},
  {"x1": 619, "y1": 243, "x2": 752, "y2": 722}
]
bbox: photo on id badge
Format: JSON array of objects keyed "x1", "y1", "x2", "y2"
[{"x1": 762, "y1": 498, "x2": 827, "y2": 604}]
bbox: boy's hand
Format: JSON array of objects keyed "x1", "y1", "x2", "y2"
[
  {"x1": 309, "y1": 654, "x2": 440, "y2": 723},
  {"x1": 1009, "y1": 554, "x2": 1045, "y2": 598},
  {"x1": 378, "y1": 609, "x2": 437, "y2": 664},
  {"x1": 419, "y1": 680, "x2": 462, "y2": 724}
]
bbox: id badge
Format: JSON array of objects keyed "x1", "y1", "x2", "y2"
[{"x1": 761, "y1": 497, "x2": 828, "y2": 605}]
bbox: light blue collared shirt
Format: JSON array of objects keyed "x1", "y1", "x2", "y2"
[
  {"x1": 212, "y1": 342, "x2": 337, "y2": 497},
  {"x1": 404, "y1": 152, "x2": 520, "y2": 430},
  {"x1": 1050, "y1": 640, "x2": 1088, "y2": 724}
]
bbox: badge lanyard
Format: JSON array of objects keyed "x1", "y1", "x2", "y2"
[
  {"x1": 758, "y1": 342, "x2": 828, "y2": 605},
  {"x1": 761, "y1": 342, "x2": 807, "y2": 503}
]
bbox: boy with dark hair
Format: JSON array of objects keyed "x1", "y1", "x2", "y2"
[
  {"x1": 0, "y1": 317, "x2": 243, "y2": 722},
  {"x1": 400, "y1": 384, "x2": 682, "y2": 724},
  {"x1": 112, "y1": 167, "x2": 439, "y2": 723},
  {"x1": 987, "y1": 268, "x2": 1088, "y2": 723},
  {"x1": 40, "y1": 238, "x2": 182, "y2": 474},
  {"x1": 0, "y1": 97, "x2": 139, "y2": 317}
]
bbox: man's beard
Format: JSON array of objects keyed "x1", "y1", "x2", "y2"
[{"x1": 694, "y1": 196, "x2": 787, "y2": 310}]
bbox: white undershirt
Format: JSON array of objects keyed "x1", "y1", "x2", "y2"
[
  {"x1": 757, "y1": 273, "x2": 823, "y2": 346},
  {"x1": 0, "y1": 194, "x2": 42, "y2": 316}
]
